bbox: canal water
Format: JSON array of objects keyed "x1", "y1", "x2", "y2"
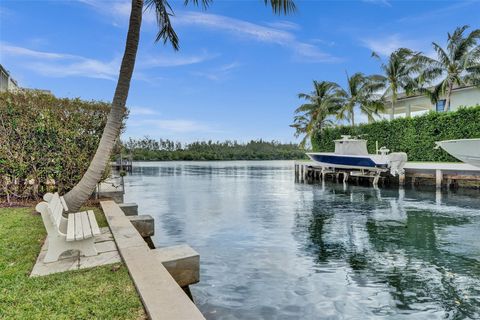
[{"x1": 124, "y1": 161, "x2": 480, "y2": 320}]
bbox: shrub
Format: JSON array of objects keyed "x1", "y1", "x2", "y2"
[
  {"x1": 0, "y1": 91, "x2": 120, "y2": 201},
  {"x1": 311, "y1": 106, "x2": 480, "y2": 162}
]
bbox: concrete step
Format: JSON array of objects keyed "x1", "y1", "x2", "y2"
[
  {"x1": 152, "y1": 245, "x2": 200, "y2": 288},
  {"x1": 119, "y1": 203, "x2": 138, "y2": 216},
  {"x1": 128, "y1": 215, "x2": 154, "y2": 237}
]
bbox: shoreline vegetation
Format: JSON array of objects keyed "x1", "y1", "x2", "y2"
[
  {"x1": 121, "y1": 138, "x2": 307, "y2": 161},
  {"x1": 312, "y1": 105, "x2": 480, "y2": 162}
]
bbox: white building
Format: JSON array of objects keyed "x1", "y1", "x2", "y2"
[
  {"x1": 383, "y1": 85, "x2": 480, "y2": 119},
  {"x1": 0, "y1": 64, "x2": 20, "y2": 92}
]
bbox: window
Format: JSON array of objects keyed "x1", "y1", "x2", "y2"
[{"x1": 436, "y1": 99, "x2": 446, "y2": 112}]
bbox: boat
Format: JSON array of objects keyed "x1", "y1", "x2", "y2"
[
  {"x1": 306, "y1": 135, "x2": 407, "y2": 176},
  {"x1": 435, "y1": 139, "x2": 480, "y2": 167}
]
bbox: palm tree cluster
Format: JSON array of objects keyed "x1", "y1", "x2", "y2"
[{"x1": 292, "y1": 25, "x2": 480, "y2": 147}]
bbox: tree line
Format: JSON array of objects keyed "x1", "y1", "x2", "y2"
[
  {"x1": 122, "y1": 138, "x2": 306, "y2": 161},
  {"x1": 291, "y1": 25, "x2": 480, "y2": 147}
]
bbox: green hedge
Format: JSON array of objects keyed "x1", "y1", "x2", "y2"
[
  {"x1": 311, "y1": 105, "x2": 480, "y2": 162},
  {"x1": 0, "y1": 91, "x2": 115, "y2": 201}
]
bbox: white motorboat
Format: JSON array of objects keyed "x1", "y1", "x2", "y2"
[
  {"x1": 306, "y1": 135, "x2": 407, "y2": 176},
  {"x1": 435, "y1": 139, "x2": 480, "y2": 167}
]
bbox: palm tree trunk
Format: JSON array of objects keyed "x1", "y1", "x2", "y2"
[
  {"x1": 390, "y1": 100, "x2": 394, "y2": 120},
  {"x1": 445, "y1": 82, "x2": 453, "y2": 112},
  {"x1": 63, "y1": 0, "x2": 143, "y2": 212},
  {"x1": 351, "y1": 110, "x2": 355, "y2": 126}
]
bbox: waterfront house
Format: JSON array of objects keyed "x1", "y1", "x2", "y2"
[
  {"x1": 0, "y1": 64, "x2": 19, "y2": 93},
  {"x1": 0, "y1": 64, "x2": 53, "y2": 95},
  {"x1": 383, "y1": 85, "x2": 480, "y2": 119}
]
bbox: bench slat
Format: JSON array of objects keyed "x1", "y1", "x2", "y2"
[
  {"x1": 66, "y1": 214, "x2": 75, "y2": 241},
  {"x1": 54, "y1": 201, "x2": 62, "y2": 226},
  {"x1": 87, "y1": 210, "x2": 100, "y2": 236},
  {"x1": 60, "y1": 196, "x2": 69, "y2": 211},
  {"x1": 74, "y1": 212, "x2": 84, "y2": 240},
  {"x1": 81, "y1": 211, "x2": 92, "y2": 239},
  {"x1": 50, "y1": 194, "x2": 63, "y2": 227}
]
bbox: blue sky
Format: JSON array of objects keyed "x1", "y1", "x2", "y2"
[{"x1": 1, "y1": 0, "x2": 479, "y2": 143}]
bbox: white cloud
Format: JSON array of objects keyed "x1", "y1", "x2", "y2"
[
  {"x1": 192, "y1": 61, "x2": 241, "y2": 81},
  {"x1": 129, "y1": 118, "x2": 213, "y2": 133},
  {"x1": 129, "y1": 107, "x2": 160, "y2": 116},
  {"x1": 76, "y1": 0, "x2": 133, "y2": 26},
  {"x1": 362, "y1": 0, "x2": 391, "y2": 7},
  {"x1": 174, "y1": 12, "x2": 293, "y2": 44},
  {"x1": 111, "y1": 1, "x2": 131, "y2": 17},
  {"x1": 27, "y1": 60, "x2": 118, "y2": 80},
  {"x1": 361, "y1": 34, "x2": 426, "y2": 57},
  {"x1": 310, "y1": 38, "x2": 336, "y2": 47},
  {"x1": 1, "y1": 42, "x2": 216, "y2": 80},
  {"x1": 173, "y1": 11, "x2": 337, "y2": 63},
  {"x1": 1, "y1": 44, "x2": 76, "y2": 60},
  {"x1": 264, "y1": 20, "x2": 300, "y2": 31},
  {"x1": 140, "y1": 51, "x2": 217, "y2": 68},
  {"x1": 1, "y1": 43, "x2": 120, "y2": 80},
  {"x1": 75, "y1": 2, "x2": 337, "y2": 63},
  {"x1": 294, "y1": 43, "x2": 335, "y2": 62}
]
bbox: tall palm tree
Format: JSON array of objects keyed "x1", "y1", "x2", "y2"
[
  {"x1": 372, "y1": 48, "x2": 425, "y2": 119},
  {"x1": 291, "y1": 80, "x2": 341, "y2": 147},
  {"x1": 419, "y1": 25, "x2": 480, "y2": 112},
  {"x1": 336, "y1": 72, "x2": 384, "y2": 126},
  {"x1": 63, "y1": 0, "x2": 297, "y2": 212}
]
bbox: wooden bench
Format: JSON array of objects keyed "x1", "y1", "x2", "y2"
[{"x1": 35, "y1": 192, "x2": 100, "y2": 263}]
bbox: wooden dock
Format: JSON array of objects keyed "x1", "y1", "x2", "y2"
[
  {"x1": 111, "y1": 159, "x2": 133, "y2": 172},
  {"x1": 294, "y1": 161, "x2": 480, "y2": 189}
]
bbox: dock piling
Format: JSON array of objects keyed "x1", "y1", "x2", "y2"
[{"x1": 436, "y1": 169, "x2": 443, "y2": 189}]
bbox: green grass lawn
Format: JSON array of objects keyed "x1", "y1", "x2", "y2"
[{"x1": 0, "y1": 206, "x2": 145, "y2": 320}]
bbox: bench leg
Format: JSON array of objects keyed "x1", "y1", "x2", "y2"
[
  {"x1": 44, "y1": 236, "x2": 68, "y2": 263},
  {"x1": 44, "y1": 236, "x2": 97, "y2": 263},
  {"x1": 79, "y1": 238, "x2": 98, "y2": 257}
]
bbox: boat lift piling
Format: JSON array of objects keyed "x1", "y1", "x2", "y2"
[
  {"x1": 295, "y1": 163, "x2": 383, "y2": 187},
  {"x1": 295, "y1": 161, "x2": 480, "y2": 189}
]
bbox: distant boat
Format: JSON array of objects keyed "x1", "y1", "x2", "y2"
[
  {"x1": 435, "y1": 139, "x2": 480, "y2": 168},
  {"x1": 306, "y1": 135, "x2": 407, "y2": 176}
]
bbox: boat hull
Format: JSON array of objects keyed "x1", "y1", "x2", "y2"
[
  {"x1": 436, "y1": 139, "x2": 480, "y2": 168},
  {"x1": 307, "y1": 153, "x2": 388, "y2": 171}
]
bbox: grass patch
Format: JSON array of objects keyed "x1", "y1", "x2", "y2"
[{"x1": 0, "y1": 207, "x2": 145, "y2": 319}]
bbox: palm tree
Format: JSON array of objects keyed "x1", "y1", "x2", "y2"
[
  {"x1": 291, "y1": 80, "x2": 341, "y2": 147},
  {"x1": 336, "y1": 72, "x2": 384, "y2": 126},
  {"x1": 63, "y1": 0, "x2": 297, "y2": 212},
  {"x1": 372, "y1": 48, "x2": 425, "y2": 119},
  {"x1": 419, "y1": 25, "x2": 480, "y2": 112}
]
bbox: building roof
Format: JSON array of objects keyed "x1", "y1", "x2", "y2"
[{"x1": 385, "y1": 85, "x2": 478, "y2": 103}]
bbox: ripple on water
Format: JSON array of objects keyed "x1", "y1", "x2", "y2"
[{"x1": 125, "y1": 161, "x2": 480, "y2": 319}]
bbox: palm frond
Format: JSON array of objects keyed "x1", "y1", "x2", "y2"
[
  {"x1": 265, "y1": 0, "x2": 297, "y2": 14},
  {"x1": 453, "y1": 27, "x2": 480, "y2": 61},
  {"x1": 298, "y1": 93, "x2": 312, "y2": 100},
  {"x1": 432, "y1": 42, "x2": 451, "y2": 66},
  {"x1": 145, "y1": 0, "x2": 179, "y2": 50},
  {"x1": 371, "y1": 51, "x2": 381, "y2": 60},
  {"x1": 183, "y1": 0, "x2": 212, "y2": 9}
]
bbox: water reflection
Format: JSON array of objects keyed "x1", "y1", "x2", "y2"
[{"x1": 124, "y1": 161, "x2": 480, "y2": 319}]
